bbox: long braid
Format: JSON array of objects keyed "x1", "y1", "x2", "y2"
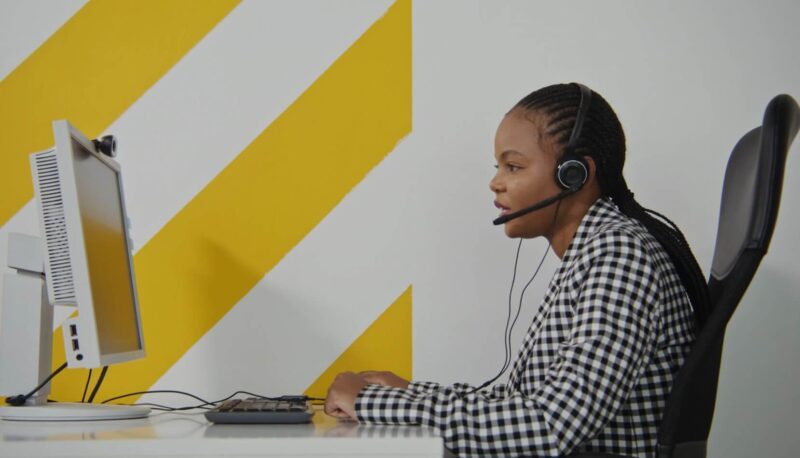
[{"x1": 515, "y1": 83, "x2": 710, "y2": 328}]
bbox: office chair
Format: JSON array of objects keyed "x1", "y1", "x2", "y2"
[
  {"x1": 655, "y1": 93, "x2": 798, "y2": 458},
  {"x1": 569, "y1": 93, "x2": 800, "y2": 458}
]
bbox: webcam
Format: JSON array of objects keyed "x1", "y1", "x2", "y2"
[{"x1": 92, "y1": 135, "x2": 117, "y2": 157}]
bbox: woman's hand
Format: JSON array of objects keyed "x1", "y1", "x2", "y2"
[
  {"x1": 324, "y1": 372, "x2": 368, "y2": 421},
  {"x1": 359, "y1": 371, "x2": 410, "y2": 389}
]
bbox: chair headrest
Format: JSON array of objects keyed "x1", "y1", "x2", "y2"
[{"x1": 710, "y1": 94, "x2": 799, "y2": 280}]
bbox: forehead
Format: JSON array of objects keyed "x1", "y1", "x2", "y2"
[{"x1": 495, "y1": 109, "x2": 550, "y2": 159}]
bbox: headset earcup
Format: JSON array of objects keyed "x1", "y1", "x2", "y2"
[
  {"x1": 554, "y1": 83, "x2": 592, "y2": 191},
  {"x1": 556, "y1": 157, "x2": 588, "y2": 190}
]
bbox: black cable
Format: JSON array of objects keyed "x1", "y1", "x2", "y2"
[
  {"x1": 501, "y1": 236, "x2": 545, "y2": 383},
  {"x1": 81, "y1": 369, "x2": 93, "y2": 403},
  {"x1": 86, "y1": 366, "x2": 108, "y2": 403},
  {"x1": 505, "y1": 243, "x2": 550, "y2": 374},
  {"x1": 501, "y1": 238, "x2": 524, "y2": 381},
  {"x1": 470, "y1": 201, "x2": 562, "y2": 395},
  {"x1": 102, "y1": 390, "x2": 212, "y2": 406},
  {"x1": 468, "y1": 241, "x2": 531, "y2": 394},
  {"x1": 128, "y1": 402, "x2": 216, "y2": 412},
  {"x1": 5, "y1": 362, "x2": 68, "y2": 406},
  {"x1": 101, "y1": 389, "x2": 318, "y2": 412},
  {"x1": 214, "y1": 390, "x2": 308, "y2": 403},
  {"x1": 471, "y1": 243, "x2": 550, "y2": 394}
]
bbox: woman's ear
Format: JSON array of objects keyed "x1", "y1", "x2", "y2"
[{"x1": 582, "y1": 155, "x2": 598, "y2": 186}]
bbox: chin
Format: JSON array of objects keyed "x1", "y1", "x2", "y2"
[
  {"x1": 503, "y1": 221, "x2": 541, "y2": 239},
  {"x1": 503, "y1": 222, "x2": 526, "y2": 239}
]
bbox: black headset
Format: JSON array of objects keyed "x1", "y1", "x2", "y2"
[{"x1": 555, "y1": 83, "x2": 591, "y2": 190}]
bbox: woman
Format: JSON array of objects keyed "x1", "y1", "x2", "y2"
[{"x1": 324, "y1": 83, "x2": 709, "y2": 457}]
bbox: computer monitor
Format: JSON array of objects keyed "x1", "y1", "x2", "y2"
[{"x1": 0, "y1": 120, "x2": 149, "y2": 421}]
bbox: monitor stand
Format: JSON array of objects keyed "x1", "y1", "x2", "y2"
[
  {"x1": 0, "y1": 234, "x2": 150, "y2": 422},
  {"x1": 0, "y1": 403, "x2": 150, "y2": 421}
]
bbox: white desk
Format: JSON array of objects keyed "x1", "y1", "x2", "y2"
[{"x1": 0, "y1": 407, "x2": 445, "y2": 457}]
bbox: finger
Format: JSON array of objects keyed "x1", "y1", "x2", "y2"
[
  {"x1": 360, "y1": 373, "x2": 381, "y2": 384},
  {"x1": 324, "y1": 391, "x2": 348, "y2": 418},
  {"x1": 342, "y1": 404, "x2": 358, "y2": 421},
  {"x1": 361, "y1": 372, "x2": 390, "y2": 385},
  {"x1": 324, "y1": 393, "x2": 339, "y2": 416},
  {"x1": 324, "y1": 400, "x2": 352, "y2": 420},
  {"x1": 328, "y1": 408, "x2": 351, "y2": 419}
]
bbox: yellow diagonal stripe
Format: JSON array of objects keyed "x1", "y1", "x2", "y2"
[
  {"x1": 0, "y1": 0, "x2": 240, "y2": 227},
  {"x1": 51, "y1": 0, "x2": 412, "y2": 401},
  {"x1": 304, "y1": 286, "x2": 413, "y2": 400}
]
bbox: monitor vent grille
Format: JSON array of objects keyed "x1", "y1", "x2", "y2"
[{"x1": 34, "y1": 151, "x2": 76, "y2": 304}]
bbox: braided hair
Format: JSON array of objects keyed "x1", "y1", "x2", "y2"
[{"x1": 515, "y1": 83, "x2": 710, "y2": 329}]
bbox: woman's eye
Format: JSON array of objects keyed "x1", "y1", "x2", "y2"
[{"x1": 507, "y1": 164, "x2": 520, "y2": 172}]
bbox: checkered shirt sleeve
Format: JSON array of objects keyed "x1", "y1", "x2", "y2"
[{"x1": 356, "y1": 216, "x2": 672, "y2": 457}]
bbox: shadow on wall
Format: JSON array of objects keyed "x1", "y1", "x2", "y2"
[{"x1": 709, "y1": 266, "x2": 800, "y2": 458}]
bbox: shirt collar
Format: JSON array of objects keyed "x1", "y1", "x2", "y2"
[{"x1": 558, "y1": 197, "x2": 621, "y2": 267}]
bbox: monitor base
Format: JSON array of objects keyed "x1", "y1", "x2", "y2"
[{"x1": 0, "y1": 403, "x2": 150, "y2": 421}]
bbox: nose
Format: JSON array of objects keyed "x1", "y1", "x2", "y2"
[{"x1": 489, "y1": 172, "x2": 503, "y2": 193}]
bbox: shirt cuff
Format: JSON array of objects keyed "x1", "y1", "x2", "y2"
[{"x1": 355, "y1": 384, "x2": 423, "y2": 425}]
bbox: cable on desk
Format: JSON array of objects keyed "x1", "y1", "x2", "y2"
[
  {"x1": 101, "y1": 390, "x2": 322, "y2": 412},
  {"x1": 127, "y1": 402, "x2": 215, "y2": 412},
  {"x1": 102, "y1": 390, "x2": 212, "y2": 406}
]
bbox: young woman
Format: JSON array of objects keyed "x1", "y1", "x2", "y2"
[{"x1": 324, "y1": 83, "x2": 709, "y2": 457}]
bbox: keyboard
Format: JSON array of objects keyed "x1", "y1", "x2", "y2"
[{"x1": 204, "y1": 397, "x2": 314, "y2": 424}]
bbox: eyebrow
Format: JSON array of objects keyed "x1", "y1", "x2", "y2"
[{"x1": 499, "y1": 150, "x2": 526, "y2": 161}]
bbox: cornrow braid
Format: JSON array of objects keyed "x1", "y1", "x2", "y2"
[{"x1": 515, "y1": 83, "x2": 710, "y2": 329}]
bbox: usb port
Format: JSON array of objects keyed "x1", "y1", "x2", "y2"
[
  {"x1": 71, "y1": 339, "x2": 80, "y2": 351},
  {"x1": 70, "y1": 324, "x2": 77, "y2": 336}
]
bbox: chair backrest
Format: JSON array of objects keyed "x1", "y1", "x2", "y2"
[{"x1": 656, "y1": 94, "x2": 800, "y2": 458}]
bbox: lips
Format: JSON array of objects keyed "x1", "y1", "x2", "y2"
[{"x1": 494, "y1": 200, "x2": 510, "y2": 216}]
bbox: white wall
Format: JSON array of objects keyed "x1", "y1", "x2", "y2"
[{"x1": 1, "y1": 1, "x2": 798, "y2": 456}]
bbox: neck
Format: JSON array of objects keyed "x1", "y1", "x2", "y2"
[{"x1": 545, "y1": 195, "x2": 600, "y2": 259}]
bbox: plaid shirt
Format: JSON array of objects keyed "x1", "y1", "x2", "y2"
[{"x1": 355, "y1": 198, "x2": 696, "y2": 457}]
